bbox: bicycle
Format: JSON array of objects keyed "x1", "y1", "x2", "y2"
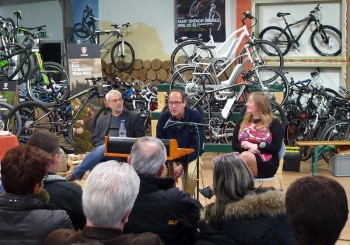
[
  {"x1": 259, "y1": 4, "x2": 341, "y2": 56},
  {"x1": 188, "y1": 0, "x2": 222, "y2": 31},
  {"x1": 0, "y1": 98, "x2": 21, "y2": 136},
  {"x1": 171, "y1": 12, "x2": 284, "y2": 74},
  {"x1": 6, "y1": 76, "x2": 108, "y2": 153},
  {"x1": 73, "y1": 5, "x2": 96, "y2": 39}
]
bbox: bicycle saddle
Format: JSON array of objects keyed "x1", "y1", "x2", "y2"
[{"x1": 277, "y1": 12, "x2": 291, "y2": 17}]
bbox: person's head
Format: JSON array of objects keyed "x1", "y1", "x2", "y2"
[
  {"x1": 82, "y1": 160, "x2": 140, "y2": 229},
  {"x1": 1, "y1": 145, "x2": 51, "y2": 195},
  {"x1": 286, "y1": 176, "x2": 348, "y2": 245},
  {"x1": 106, "y1": 90, "x2": 124, "y2": 115},
  {"x1": 241, "y1": 92, "x2": 274, "y2": 129},
  {"x1": 168, "y1": 89, "x2": 187, "y2": 120},
  {"x1": 205, "y1": 153, "x2": 255, "y2": 225},
  {"x1": 27, "y1": 131, "x2": 60, "y2": 172},
  {"x1": 129, "y1": 136, "x2": 167, "y2": 177}
]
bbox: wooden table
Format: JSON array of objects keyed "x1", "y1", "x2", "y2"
[
  {"x1": 0, "y1": 134, "x2": 19, "y2": 162},
  {"x1": 295, "y1": 140, "x2": 350, "y2": 175}
]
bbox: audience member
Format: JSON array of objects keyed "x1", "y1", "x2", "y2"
[
  {"x1": 196, "y1": 153, "x2": 293, "y2": 244},
  {"x1": 0, "y1": 145, "x2": 72, "y2": 244},
  {"x1": 156, "y1": 89, "x2": 204, "y2": 197},
  {"x1": 286, "y1": 175, "x2": 348, "y2": 245},
  {"x1": 27, "y1": 131, "x2": 86, "y2": 230},
  {"x1": 124, "y1": 136, "x2": 202, "y2": 245},
  {"x1": 66, "y1": 90, "x2": 145, "y2": 181},
  {"x1": 46, "y1": 160, "x2": 163, "y2": 245}
]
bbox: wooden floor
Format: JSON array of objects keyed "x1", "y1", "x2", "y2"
[{"x1": 72, "y1": 152, "x2": 350, "y2": 244}]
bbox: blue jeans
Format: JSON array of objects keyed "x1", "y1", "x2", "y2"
[{"x1": 72, "y1": 145, "x2": 105, "y2": 180}]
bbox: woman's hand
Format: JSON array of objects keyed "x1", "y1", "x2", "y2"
[{"x1": 241, "y1": 141, "x2": 260, "y2": 153}]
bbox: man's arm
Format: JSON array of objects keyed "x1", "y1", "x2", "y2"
[{"x1": 91, "y1": 117, "x2": 106, "y2": 147}]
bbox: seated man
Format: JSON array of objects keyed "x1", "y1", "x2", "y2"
[
  {"x1": 27, "y1": 131, "x2": 86, "y2": 230},
  {"x1": 156, "y1": 89, "x2": 204, "y2": 197},
  {"x1": 0, "y1": 145, "x2": 72, "y2": 244},
  {"x1": 66, "y1": 90, "x2": 145, "y2": 181},
  {"x1": 286, "y1": 176, "x2": 348, "y2": 245},
  {"x1": 124, "y1": 136, "x2": 202, "y2": 245},
  {"x1": 46, "y1": 160, "x2": 163, "y2": 245}
]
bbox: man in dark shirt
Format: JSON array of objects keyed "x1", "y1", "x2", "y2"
[
  {"x1": 156, "y1": 89, "x2": 204, "y2": 197},
  {"x1": 66, "y1": 90, "x2": 145, "y2": 181}
]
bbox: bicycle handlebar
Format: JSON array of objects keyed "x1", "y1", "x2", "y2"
[{"x1": 241, "y1": 11, "x2": 257, "y2": 28}]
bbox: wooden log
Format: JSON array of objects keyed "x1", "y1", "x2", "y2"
[
  {"x1": 146, "y1": 69, "x2": 156, "y2": 80},
  {"x1": 151, "y1": 58, "x2": 162, "y2": 71},
  {"x1": 139, "y1": 68, "x2": 148, "y2": 81},
  {"x1": 156, "y1": 68, "x2": 168, "y2": 81},
  {"x1": 133, "y1": 59, "x2": 143, "y2": 70},
  {"x1": 143, "y1": 60, "x2": 151, "y2": 69},
  {"x1": 162, "y1": 60, "x2": 171, "y2": 70},
  {"x1": 131, "y1": 69, "x2": 140, "y2": 79}
]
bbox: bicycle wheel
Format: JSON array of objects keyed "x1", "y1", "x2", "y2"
[
  {"x1": 169, "y1": 66, "x2": 215, "y2": 111},
  {"x1": 224, "y1": 120, "x2": 236, "y2": 144},
  {"x1": 189, "y1": 1, "x2": 199, "y2": 17},
  {"x1": 238, "y1": 39, "x2": 284, "y2": 73},
  {"x1": 111, "y1": 41, "x2": 135, "y2": 72},
  {"x1": 26, "y1": 61, "x2": 70, "y2": 106},
  {"x1": 6, "y1": 101, "x2": 53, "y2": 144},
  {"x1": 311, "y1": 25, "x2": 341, "y2": 56},
  {"x1": 242, "y1": 67, "x2": 289, "y2": 106},
  {"x1": 73, "y1": 23, "x2": 90, "y2": 38},
  {"x1": 0, "y1": 102, "x2": 22, "y2": 137},
  {"x1": 170, "y1": 40, "x2": 214, "y2": 74},
  {"x1": 286, "y1": 118, "x2": 312, "y2": 161},
  {"x1": 239, "y1": 102, "x2": 287, "y2": 132},
  {"x1": 208, "y1": 10, "x2": 222, "y2": 31},
  {"x1": 259, "y1": 26, "x2": 291, "y2": 56},
  {"x1": 5, "y1": 43, "x2": 32, "y2": 82}
]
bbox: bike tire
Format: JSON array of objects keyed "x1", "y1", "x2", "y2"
[
  {"x1": 239, "y1": 102, "x2": 287, "y2": 132},
  {"x1": 286, "y1": 118, "x2": 312, "y2": 161},
  {"x1": 73, "y1": 23, "x2": 90, "y2": 38},
  {"x1": 0, "y1": 101, "x2": 22, "y2": 137},
  {"x1": 6, "y1": 101, "x2": 53, "y2": 144},
  {"x1": 319, "y1": 119, "x2": 350, "y2": 163},
  {"x1": 311, "y1": 25, "x2": 342, "y2": 56},
  {"x1": 169, "y1": 66, "x2": 215, "y2": 111},
  {"x1": 189, "y1": 1, "x2": 199, "y2": 17},
  {"x1": 259, "y1": 26, "x2": 291, "y2": 56},
  {"x1": 170, "y1": 40, "x2": 214, "y2": 74},
  {"x1": 26, "y1": 61, "x2": 70, "y2": 106},
  {"x1": 111, "y1": 41, "x2": 135, "y2": 72},
  {"x1": 5, "y1": 43, "x2": 32, "y2": 83},
  {"x1": 242, "y1": 66, "x2": 289, "y2": 106},
  {"x1": 209, "y1": 10, "x2": 222, "y2": 31}
]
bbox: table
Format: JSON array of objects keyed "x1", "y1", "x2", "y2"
[
  {"x1": 295, "y1": 140, "x2": 350, "y2": 175},
  {"x1": 0, "y1": 134, "x2": 19, "y2": 162}
]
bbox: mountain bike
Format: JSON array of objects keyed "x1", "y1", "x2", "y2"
[
  {"x1": 0, "y1": 99, "x2": 21, "y2": 136},
  {"x1": 259, "y1": 4, "x2": 341, "y2": 56},
  {"x1": 6, "y1": 77, "x2": 108, "y2": 153},
  {"x1": 171, "y1": 12, "x2": 284, "y2": 74},
  {"x1": 188, "y1": 0, "x2": 222, "y2": 31}
]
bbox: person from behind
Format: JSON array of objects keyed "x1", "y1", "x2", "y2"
[
  {"x1": 286, "y1": 176, "x2": 348, "y2": 245},
  {"x1": 124, "y1": 136, "x2": 202, "y2": 245},
  {"x1": 46, "y1": 160, "x2": 164, "y2": 245},
  {"x1": 0, "y1": 145, "x2": 72, "y2": 244},
  {"x1": 66, "y1": 89, "x2": 145, "y2": 181},
  {"x1": 27, "y1": 131, "x2": 86, "y2": 230},
  {"x1": 196, "y1": 153, "x2": 293, "y2": 245}
]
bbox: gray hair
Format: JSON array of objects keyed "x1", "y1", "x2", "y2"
[
  {"x1": 82, "y1": 160, "x2": 140, "y2": 227},
  {"x1": 130, "y1": 136, "x2": 167, "y2": 176},
  {"x1": 105, "y1": 90, "x2": 122, "y2": 101}
]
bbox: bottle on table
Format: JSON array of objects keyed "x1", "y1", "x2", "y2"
[{"x1": 119, "y1": 119, "x2": 127, "y2": 137}]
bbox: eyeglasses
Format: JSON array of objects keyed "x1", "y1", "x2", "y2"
[
  {"x1": 168, "y1": 101, "x2": 183, "y2": 107},
  {"x1": 108, "y1": 98, "x2": 123, "y2": 103}
]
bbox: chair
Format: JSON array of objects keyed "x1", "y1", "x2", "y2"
[{"x1": 254, "y1": 141, "x2": 286, "y2": 191}]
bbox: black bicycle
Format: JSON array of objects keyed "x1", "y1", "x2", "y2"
[{"x1": 259, "y1": 4, "x2": 341, "y2": 56}]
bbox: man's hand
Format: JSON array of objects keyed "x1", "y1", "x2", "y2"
[{"x1": 174, "y1": 164, "x2": 184, "y2": 181}]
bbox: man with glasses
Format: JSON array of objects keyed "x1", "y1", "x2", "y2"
[
  {"x1": 66, "y1": 90, "x2": 145, "y2": 182},
  {"x1": 156, "y1": 89, "x2": 204, "y2": 197}
]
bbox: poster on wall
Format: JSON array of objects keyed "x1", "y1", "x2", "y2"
[
  {"x1": 67, "y1": 44, "x2": 102, "y2": 154},
  {"x1": 175, "y1": 0, "x2": 226, "y2": 42}
]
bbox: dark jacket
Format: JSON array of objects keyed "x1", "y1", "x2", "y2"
[
  {"x1": 156, "y1": 106, "x2": 204, "y2": 164},
  {"x1": 44, "y1": 173, "x2": 86, "y2": 230},
  {"x1": 196, "y1": 189, "x2": 294, "y2": 245},
  {"x1": 45, "y1": 226, "x2": 164, "y2": 245},
  {"x1": 91, "y1": 109, "x2": 145, "y2": 147},
  {"x1": 124, "y1": 175, "x2": 202, "y2": 245},
  {"x1": 0, "y1": 194, "x2": 73, "y2": 245}
]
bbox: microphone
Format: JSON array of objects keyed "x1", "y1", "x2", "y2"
[{"x1": 164, "y1": 118, "x2": 175, "y2": 129}]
